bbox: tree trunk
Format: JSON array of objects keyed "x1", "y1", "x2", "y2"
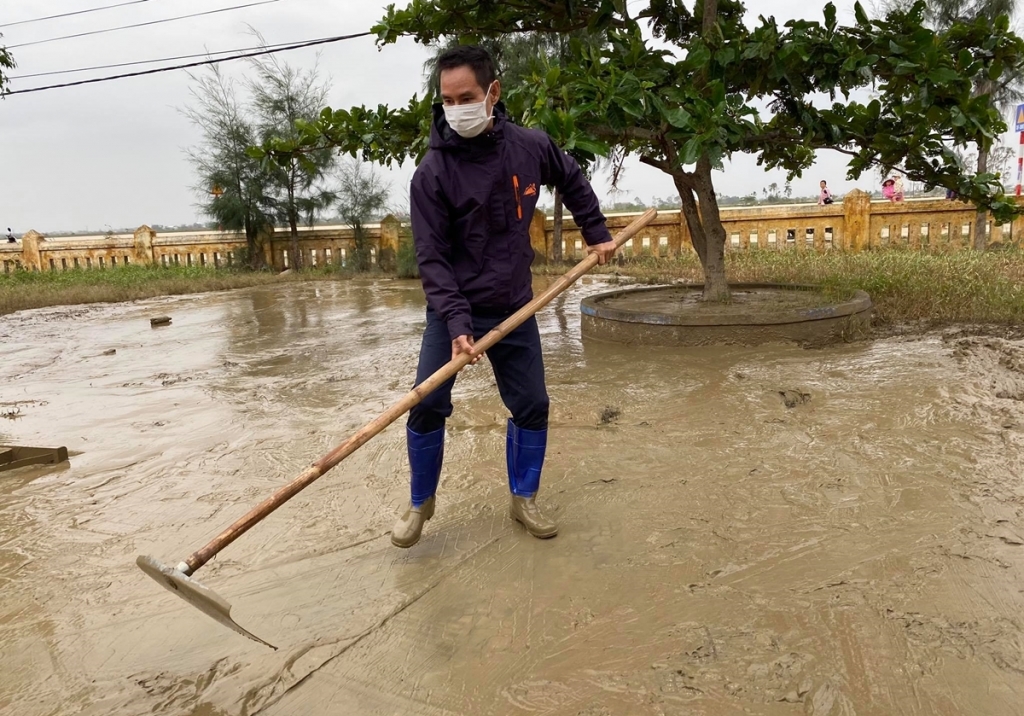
[
  {"x1": 692, "y1": 157, "x2": 729, "y2": 301},
  {"x1": 244, "y1": 215, "x2": 258, "y2": 270},
  {"x1": 353, "y1": 221, "x2": 369, "y2": 272},
  {"x1": 974, "y1": 146, "x2": 989, "y2": 251},
  {"x1": 671, "y1": 166, "x2": 729, "y2": 302},
  {"x1": 552, "y1": 188, "x2": 564, "y2": 262},
  {"x1": 673, "y1": 175, "x2": 707, "y2": 266},
  {"x1": 289, "y1": 211, "x2": 301, "y2": 269},
  {"x1": 288, "y1": 175, "x2": 302, "y2": 270},
  {"x1": 686, "y1": 0, "x2": 729, "y2": 301},
  {"x1": 702, "y1": 0, "x2": 719, "y2": 33}
]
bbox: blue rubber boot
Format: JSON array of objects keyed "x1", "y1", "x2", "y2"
[
  {"x1": 391, "y1": 426, "x2": 444, "y2": 548},
  {"x1": 506, "y1": 420, "x2": 558, "y2": 538}
]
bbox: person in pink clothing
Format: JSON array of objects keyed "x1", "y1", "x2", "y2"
[
  {"x1": 882, "y1": 177, "x2": 896, "y2": 201},
  {"x1": 892, "y1": 175, "x2": 905, "y2": 201},
  {"x1": 882, "y1": 175, "x2": 904, "y2": 202},
  {"x1": 818, "y1": 180, "x2": 833, "y2": 205}
]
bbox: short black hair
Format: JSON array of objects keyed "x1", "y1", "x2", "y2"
[{"x1": 436, "y1": 45, "x2": 497, "y2": 93}]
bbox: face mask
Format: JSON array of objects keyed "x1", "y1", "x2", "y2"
[{"x1": 443, "y1": 82, "x2": 495, "y2": 138}]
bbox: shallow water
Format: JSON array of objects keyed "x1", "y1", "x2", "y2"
[{"x1": 2, "y1": 279, "x2": 1024, "y2": 715}]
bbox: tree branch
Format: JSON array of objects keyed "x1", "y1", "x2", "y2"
[{"x1": 590, "y1": 124, "x2": 660, "y2": 142}]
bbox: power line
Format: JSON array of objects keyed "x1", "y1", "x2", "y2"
[
  {"x1": 4, "y1": 32, "x2": 372, "y2": 96},
  {"x1": 8, "y1": 0, "x2": 280, "y2": 49},
  {"x1": 9, "y1": 39, "x2": 305, "y2": 79},
  {"x1": 0, "y1": 1, "x2": 157, "y2": 29}
]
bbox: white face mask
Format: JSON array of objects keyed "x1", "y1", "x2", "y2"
[{"x1": 443, "y1": 82, "x2": 495, "y2": 138}]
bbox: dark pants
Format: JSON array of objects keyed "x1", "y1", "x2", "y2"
[{"x1": 407, "y1": 309, "x2": 549, "y2": 433}]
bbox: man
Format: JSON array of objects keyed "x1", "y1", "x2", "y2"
[
  {"x1": 5, "y1": 228, "x2": 14, "y2": 243},
  {"x1": 392, "y1": 45, "x2": 616, "y2": 548}
]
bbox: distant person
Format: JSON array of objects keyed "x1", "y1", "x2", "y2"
[
  {"x1": 818, "y1": 180, "x2": 834, "y2": 205},
  {"x1": 880, "y1": 177, "x2": 897, "y2": 200},
  {"x1": 946, "y1": 187, "x2": 959, "y2": 200},
  {"x1": 5, "y1": 228, "x2": 14, "y2": 243},
  {"x1": 891, "y1": 174, "x2": 905, "y2": 202}
]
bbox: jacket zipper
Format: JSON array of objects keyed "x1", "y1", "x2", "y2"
[{"x1": 512, "y1": 174, "x2": 522, "y2": 220}]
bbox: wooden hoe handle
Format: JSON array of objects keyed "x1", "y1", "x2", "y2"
[{"x1": 184, "y1": 208, "x2": 658, "y2": 573}]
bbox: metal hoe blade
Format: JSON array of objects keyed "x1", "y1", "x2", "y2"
[{"x1": 136, "y1": 555, "x2": 277, "y2": 649}]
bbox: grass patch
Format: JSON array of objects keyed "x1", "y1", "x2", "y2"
[
  {"x1": 537, "y1": 248, "x2": 1024, "y2": 326},
  {"x1": 8, "y1": 248, "x2": 1024, "y2": 327},
  {"x1": 0, "y1": 264, "x2": 290, "y2": 315}
]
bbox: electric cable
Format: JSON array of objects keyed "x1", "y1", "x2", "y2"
[
  {"x1": 1, "y1": 1, "x2": 160, "y2": 29},
  {"x1": 8, "y1": 0, "x2": 280, "y2": 49},
  {"x1": 9, "y1": 39, "x2": 304, "y2": 79},
  {"x1": 4, "y1": 32, "x2": 372, "y2": 96}
]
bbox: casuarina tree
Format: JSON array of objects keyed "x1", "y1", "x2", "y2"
[
  {"x1": 259, "y1": 0, "x2": 1024, "y2": 301},
  {"x1": 333, "y1": 158, "x2": 391, "y2": 271},
  {"x1": 185, "y1": 65, "x2": 274, "y2": 268},
  {"x1": 0, "y1": 35, "x2": 15, "y2": 96},
  {"x1": 248, "y1": 52, "x2": 338, "y2": 271}
]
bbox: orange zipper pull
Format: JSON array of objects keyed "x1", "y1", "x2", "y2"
[{"x1": 513, "y1": 174, "x2": 522, "y2": 220}]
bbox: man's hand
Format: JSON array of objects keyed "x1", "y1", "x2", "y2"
[
  {"x1": 452, "y1": 335, "x2": 482, "y2": 364},
  {"x1": 587, "y1": 241, "x2": 617, "y2": 265}
]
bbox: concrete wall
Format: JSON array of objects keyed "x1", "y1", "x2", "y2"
[{"x1": 3, "y1": 193, "x2": 1021, "y2": 273}]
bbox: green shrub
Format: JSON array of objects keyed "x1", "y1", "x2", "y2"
[{"x1": 396, "y1": 227, "x2": 419, "y2": 279}]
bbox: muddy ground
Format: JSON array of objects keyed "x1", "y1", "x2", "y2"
[{"x1": 2, "y1": 278, "x2": 1024, "y2": 716}]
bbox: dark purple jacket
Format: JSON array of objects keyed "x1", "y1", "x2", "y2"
[{"x1": 410, "y1": 104, "x2": 612, "y2": 341}]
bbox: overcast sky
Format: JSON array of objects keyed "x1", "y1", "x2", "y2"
[{"x1": 0, "y1": 0, "x2": 1017, "y2": 233}]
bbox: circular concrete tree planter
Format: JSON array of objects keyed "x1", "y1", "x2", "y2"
[{"x1": 580, "y1": 284, "x2": 873, "y2": 347}]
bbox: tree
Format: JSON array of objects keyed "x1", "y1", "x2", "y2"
[
  {"x1": 0, "y1": 34, "x2": 15, "y2": 97},
  {"x1": 928, "y1": 0, "x2": 1023, "y2": 248},
  {"x1": 184, "y1": 65, "x2": 273, "y2": 268},
  {"x1": 333, "y1": 159, "x2": 391, "y2": 271},
  {"x1": 260, "y1": 0, "x2": 1024, "y2": 301},
  {"x1": 875, "y1": 0, "x2": 1023, "y2": 247},
  {"x1": 248, "y1": 52, "x2": 338, "y2": 270}
]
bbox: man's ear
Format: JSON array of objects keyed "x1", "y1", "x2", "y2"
[{"x1": 490, "y1": 79, "x2": 502, "y2": 103}]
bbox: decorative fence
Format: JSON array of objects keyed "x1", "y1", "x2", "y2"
[
  {"x1": 530, "y1": 189, "x2": 1024, "y2": 261},
  {"x1": 0, "y1": 218, "x2": 402, "y2": 274},
  {"x1": 4, "y1": 190, "x2": 1023, "y2": 274}
]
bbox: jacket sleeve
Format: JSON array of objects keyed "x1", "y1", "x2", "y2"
[
  {"x1": 410, "y1": 166, "x2": 474, "y2": 341},
  {"x1": 540, "y1": 135, "x2": 613, "y2": 246}
]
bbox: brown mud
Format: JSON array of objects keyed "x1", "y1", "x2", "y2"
[
  {"x1": 2, "y1": 279, "x2": 1024, "y2": 715},
  {"x1": 595, "y1": 285, "x2": 833, "y2": 318}
]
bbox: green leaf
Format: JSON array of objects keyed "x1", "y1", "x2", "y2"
[
  {"x1": 824, "y1": 3, "x2": 837, "y2": 33},
  {"x1": 664, "y1": 107, "x2": 692, "y2": 129},
  {"x1": 714, "y1": 47, "x2": 736, "y2": 65},
  {"x1": 926, "y1": 68, "x2": 960, "y2": 85},
  {"x1": 680, "y1": 138, "x2": 702, "y2": 166},
  {"x1": 854, "y1": 2, "x2": 869, "y2": 25},
  {"x1": 574, "y1": 138, "x2": 610, "y2": 156}
]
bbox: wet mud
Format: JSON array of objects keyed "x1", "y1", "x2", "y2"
[{"x1": 2, "y1": 279, "x2": 1024, "y2": 715}]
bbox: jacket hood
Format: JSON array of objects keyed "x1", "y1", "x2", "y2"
[{"x1": 429, "y1": 101, "x2": 509, "y2": 154}]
